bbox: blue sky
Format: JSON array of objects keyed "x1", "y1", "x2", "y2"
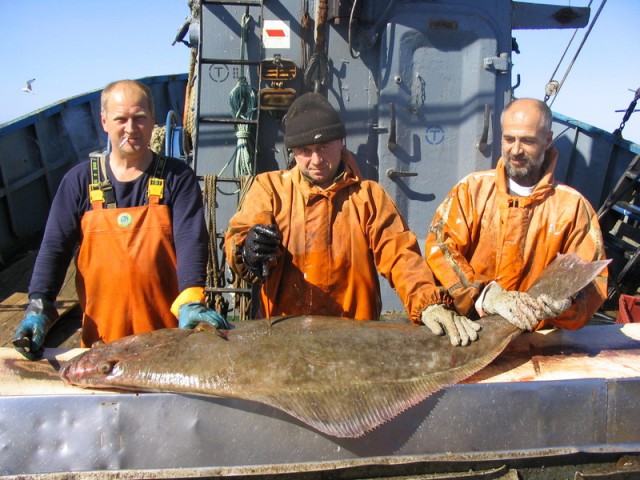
[
  {"x1": 1, "y1": 0, "x2": 638, "y2": 143},
  {"x1": 0, "y1": 0, "x2": 190, "y2": 122},
  {"x1": 511, "y1": 0, "x2": 640, "y2": 144}
]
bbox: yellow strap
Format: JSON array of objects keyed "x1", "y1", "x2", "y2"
[
  {"x1": 89, "y1": 184, "x2": 105, "y2": 203},
  {"x1": 170, "y1": 286, "x2": 206, "y2": 317},
  {"x1": 148, "y1": 178, "x2": 164, "y2": 199}
]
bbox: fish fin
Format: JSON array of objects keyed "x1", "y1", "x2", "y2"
[
  {"x1": 193, "y1": 323, "x2": 228, "y2": 340},
  {"x1": 268, "y1": 315, "x2": 302, "y2": 327},
  {"x1": 256, "y1": 328, "x2": 520, "y2": 438},
  {"x1": 194, "y1": 323, "x2": 215, "y2": 333},
  {"x1": 527, "y1": 253, "x2": 610, "y2": 299}
]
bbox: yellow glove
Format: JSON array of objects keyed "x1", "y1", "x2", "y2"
[{"x1": 170, "y1": 286, "x2": 206, "y2": 318}]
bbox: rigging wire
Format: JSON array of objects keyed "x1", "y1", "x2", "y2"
[
  {"x1": 348, "y1": 0, "x2": 395, "y2": 59},
  {"x1": 348, "y1": 0, "x2": 361, "y2": 58},
  {"x1": 545, "y1": 0, "x2": 607, "y2": 107}
]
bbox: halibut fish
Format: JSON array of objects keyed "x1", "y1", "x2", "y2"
[{"x1": 60, "y1": 254, "x2": 608, "y2": 438}]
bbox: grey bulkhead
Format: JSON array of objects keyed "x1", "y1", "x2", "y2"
[{"x1": 195, "y1": 0, "x2": 512, "y2": 314}]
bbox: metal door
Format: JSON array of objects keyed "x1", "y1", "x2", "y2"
[{"x1": 376, "y1": 0, "x2": 511, "y2": 313}]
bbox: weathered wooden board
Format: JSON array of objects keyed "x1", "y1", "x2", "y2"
[
  {"x1": 0, "y1": 250, "x2": 81, "y2": 347},
  {"x1": 464, "y1": 322, "x2": 640, "y2": 383},
  {"x1": 0, "y1": 293, "x2": 79, "y2": 347},
  {"x1": 0, "y1": 348, "x2": 89, "y2": 395}
]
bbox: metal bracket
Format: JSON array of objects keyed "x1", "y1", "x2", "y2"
[{"x1": 483, "y1": 53, "x2": 510, "y2": 74}]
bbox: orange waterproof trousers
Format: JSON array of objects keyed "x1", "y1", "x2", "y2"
[{"x1": 75, "y1": 196, "x2": 179, "y2": 346}]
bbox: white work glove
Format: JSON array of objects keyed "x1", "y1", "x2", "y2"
[
  {"x1": 481, "y1": 283, "x2": 571, "y2": 331},
  {"x1": 421, "y1": 304, "x2": 481, "y2": 347}
]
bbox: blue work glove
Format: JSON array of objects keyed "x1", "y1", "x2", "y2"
[
  {"x1": 242, "y1": 224, "x2": 282, "y2": 277},
  {"x1": 178, "y1": 302, "x2": 230, "y2": 330},
  {"x1": 13, "y1": 297, "x2": 59, "y2": 361}
]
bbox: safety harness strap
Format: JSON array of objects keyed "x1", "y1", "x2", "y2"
[
  {"x1": 89, "y1": 151, "x2": 116, "y2": 209},
  {"x1": 147, "y1": 154, "x2": 166, "y2": 205},
  {"x1": 88, "y1": 151, "x2": 167, "y2": 208}
]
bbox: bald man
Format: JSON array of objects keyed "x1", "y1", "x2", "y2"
[
  {"x1": 14, "y1": 80, "x2": 227, "y2": 359},
  {"x1": 425, "y1": 98, "x2": 608, "y2": 333}
]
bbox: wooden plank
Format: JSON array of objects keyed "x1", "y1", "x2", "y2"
[
  {"x1": 0, "y1": 347, "x2": 98, "y2": 395},
  {"x1": 0, "y1": 249, "x2": 79, "y2": 302},
  {"x1": 0, "y1": 293, "x2": 79, "y2": 347},
  {"x1": 0, "y1": 251, "x2": 37, "y2": 301},
  {"x1": 0, "y1": 249, "x2": 81, "y2": 347},
  {"x1": 464, "y1": 322, "x2": 640, "y2": 383}
]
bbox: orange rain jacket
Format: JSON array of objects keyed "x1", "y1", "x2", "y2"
[
  {"x1": 225, "y1": 149, "x2": 441, "y2": 323},
  {"x1": 425, "y1": 149, "x2": 608, "y2": 330}
]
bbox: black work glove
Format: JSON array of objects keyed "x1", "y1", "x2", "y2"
[{"x1": 242, "y1": 224, "x2": 282, "y2": 277}]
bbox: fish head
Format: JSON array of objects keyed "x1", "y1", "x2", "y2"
[
  {"x1": 60, "y1": 348, "x2": 123, "y2": 389},
  {"x1": 59, "y1": 328, "x2": 210, "y2": 392},
  {"x1": 59, "y1": 334, "x2": 152, "y2": 391}
]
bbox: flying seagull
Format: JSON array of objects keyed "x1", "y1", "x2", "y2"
[{"x1": 21, "y1": 79, "x2": 36, "y2": 94}]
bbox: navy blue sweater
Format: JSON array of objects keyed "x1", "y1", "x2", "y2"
[{"x1": 29, "y1": 153, "x2": 208, "y2": 301}]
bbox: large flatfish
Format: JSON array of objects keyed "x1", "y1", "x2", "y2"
[{"x1": 60, "y1": 254, "x2": 608, "y2": 438}]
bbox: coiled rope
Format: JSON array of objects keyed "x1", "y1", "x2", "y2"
[
  {"x1": 203, "y1": 175, "x2": 229, "y2": 316},
  {"x1": 224, "y1": 12, "x2": 257, "y2": 179}
]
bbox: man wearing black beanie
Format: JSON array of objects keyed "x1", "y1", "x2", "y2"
[{"x1": 224, "y1": 92, "x2": 479, "y2": 346}]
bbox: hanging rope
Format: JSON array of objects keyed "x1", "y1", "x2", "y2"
[
  {"x1": 203, "y1": 174, "x2": 229, "y2": 316},
  {"x1": 226, "y1": 12, "x2": 257, "y2": 178},
  {"x1": 300, "y1": 0, "x2": 311, "y2": 69},
  {"x1": 150, "y1": 125, "x2": 166, "y2": 154},
  {"x1": 232, "y1": 174, "x2": 255, "y2": 321},
  {"x1": 183, "y1": 48, "x2": 198, "y2": 155},
  {"x1": 202, "y1": 175, "x2": 255, "y2": 321},
  {"x1": 544, "y1": 0, "x2": 607, "y2": 106},
  {"x1": 229, "y1": 79, "x2": 257, "y2": 177},
  {"x1": 202, "y1": 173, "x2": 255, "y2": 322},
  {"x1": 183, "y1": 0, "x2": 201, "y2": 156},
  {"x1": 304, "y1": 0, "x2": 329, "y2": 92}
]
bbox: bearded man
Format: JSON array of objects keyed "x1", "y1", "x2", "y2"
[{"x1": 425, "y1": 98, "x2": 608, "y2": 332}]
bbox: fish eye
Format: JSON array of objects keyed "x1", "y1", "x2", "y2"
[{"x1": 97, "y1": 360, "x2": 116, "y2": 375}]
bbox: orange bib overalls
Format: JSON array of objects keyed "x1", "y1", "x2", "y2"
[{"x1": 75, "y1": 153, "x2": 179, "y2": 347}]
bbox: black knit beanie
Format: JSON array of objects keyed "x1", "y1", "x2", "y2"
[{"x1": 283, "y1": 93, "x2": 346, "y2": 149}]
